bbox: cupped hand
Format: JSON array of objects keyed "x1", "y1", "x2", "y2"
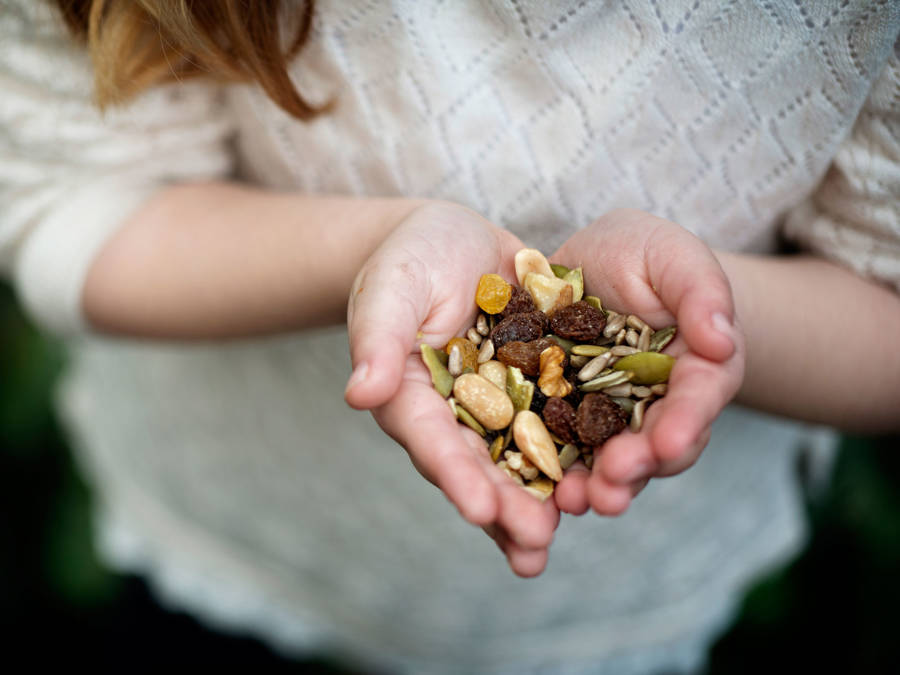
[
  {"x1": 549, "y1": 209, "x2": 746, "y2": 517},
  {"x1": 344, "y1": 202, "x2": 559, "y2": 577}
]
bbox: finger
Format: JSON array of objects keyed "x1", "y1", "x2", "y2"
[
  {"x1": 483, "y1": 525, "x2": 550, "y2": 578},
  {"x1": 647, "y1": 229, "x2": 736, "y2": 363},
  {"x1": 648, "y1": 352, "x2": 740, "y2": 467},
  {"x1": 373, "y1": 373, "x2": 499, "y2": 526},
  {"x1": 345, "y1": 254, "x2": 432, "y2": 410},
  {"x1": 554, "y1": 461, "x2": 592, "y2": 515},
  {"x1": 595, "y1": 426, "x2": 657, "y2": 486},
  {"x1": 587, "y1": 464, "x2": 633, "y2": 516},
  {"x1": 630, "y1": 477, "x2": 650, "y2": 497},
  {"x1": 477, "y1": 450, "x2": 560, "y2": 549}
]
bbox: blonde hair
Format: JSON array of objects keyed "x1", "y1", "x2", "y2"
[{"x1": 54, "y1": 0, "x2": 320, "y2": 119}]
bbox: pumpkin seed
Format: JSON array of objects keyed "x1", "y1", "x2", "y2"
[
  {"x1": 571, "y1": 344, "x2": 609, "y2": 357},
  {"x1": 563, "y1": 267, "x2": 584, "y2": 303},
  {"x1": 421, "y1": 344, "x2": 454, "y2": 397},
  {"x1": 613, "y1": 352, "x2": 676, "y2": 385},
  {"x1": 649, "y1": 326, "x2": 677, "y2": 352},
  {"x1": 506, "y1": 366, "x2": 535, "y2": 412}
]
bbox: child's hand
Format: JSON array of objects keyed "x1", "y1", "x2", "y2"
[
  {"x1": 550, "y1": 209, "x2": 745, "y2": 517},
  {"x1": 344, "y1": 202, "x2": 559, "y2": 577}
]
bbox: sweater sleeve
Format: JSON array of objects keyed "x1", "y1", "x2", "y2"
[
  {"x1": 0, "y1": 2, "x2": 237, "y2": 336},
  {"x1": 782, "y1": 41, "x2": 900, "y2": 293}
]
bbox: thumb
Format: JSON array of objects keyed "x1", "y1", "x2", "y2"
[{"x1": 345, "y1": 255, "x2": 430, "y2": 410}]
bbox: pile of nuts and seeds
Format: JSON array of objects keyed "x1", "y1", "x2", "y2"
[{"x1": 420, "y1": 248, "x2": 677, "y2": 501}]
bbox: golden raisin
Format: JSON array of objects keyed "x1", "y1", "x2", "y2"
[
  {"x1": 475, "y1": 274, "x2": 512, "y2": 314},
  {"x1": 445, "y1": 337, "x2": 478, "y2": 373}
]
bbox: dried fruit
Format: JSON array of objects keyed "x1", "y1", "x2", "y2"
[
  {"x1": 489, "y1": 310, "x2": 548, "y2": 350},
  {"x1": 549, "y1": 301, "x2": 606, "y2": 341},
  {"x1": 475, "y1": 273, "x2": 512, "y2": 314},
  {"x1": 499, "y1": 286, "x2": 537, "y2": 318},
  {"x1": 496, "y1": 337, "x2": 555, "y2": 376},
  {"x1": 541, "y1": 397, "x2": 578, "y2": 444},
  {"x1": 445, "y1": 337, "x2": 478, "y2": 373},
  {"x1": 575, "y1": 393, "x2": 628, "y2": 446}
]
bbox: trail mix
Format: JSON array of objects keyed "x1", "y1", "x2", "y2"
[{"x1": 420, "y1": 248, "x2": 677, "y2": 502}]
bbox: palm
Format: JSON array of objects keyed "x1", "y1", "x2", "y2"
[
  {"x1": 549, "y1": 209, "x2": 745, "y2": 515},
  {"x1": 346, "y1": 203, "x2": 559, "y2": 576}
]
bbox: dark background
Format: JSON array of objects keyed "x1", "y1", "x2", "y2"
[{"x1": 2, "y1": 280, "x2": 898, "y2": 671}]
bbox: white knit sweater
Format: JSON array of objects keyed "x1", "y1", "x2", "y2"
[{"x1": 2, "y1": 1, "x2": 898, "y2": 673}]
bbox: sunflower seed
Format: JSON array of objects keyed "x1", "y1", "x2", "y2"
[
  {"x1": 579, "y1": 369, "x2": 633, "y2": 392},
  {"x1": 650, "y1": 383, "x2": 668, "y2": 396},
  {"x1": 626, "y1": 328, "x2": 639, "y2": 347},
  {"x1": 610, "y1": 345, "x2": 641, "y2": 356},
  {"x1": 577, "y1": 351, "x2": 615, "y2": 381},
  {"x1": 477, "y1": 338, "x2": 495, "y2": 364},
  {"x1": 466, "y1": 327, "x2": 483, "y2": 345},
  {"x1": 558, "y1": 443, "x2": 580, "y2": 470},
  {"x1": 476, "y1": 314, "x2": 490, "y2": 336},
  {"x1": 630, "y1": 399, "x2": 648, "y2": 432},
  {"x1": 637, "y1": 324, "x2": 651, "y2": 352},
  {"x1": 603, "y1": 312, "x2": 626, "y2": 338},
  {"x1": 626, "y1": 314, "x2": 649, "y2": 332},
  {"x1": 602, "y1": 383, "x2": 633, "y2": 397},
  {"x1": 448, "y1": 344, "x2": 463, "y2": 376},
  {"x1": 615, "y1": 328, "x2": 627, "y2": 345},
  {"x1": 632, "y1": 385, "x2": 653, "y2": 398}
]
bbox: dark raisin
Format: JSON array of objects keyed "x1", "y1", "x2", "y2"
[
  {"x1": 499, "y1": 286, "x2": 537, "y2": 318},
  {"x1": 542, "y1": 397, "x2": 578, "y2": 444},
  {"x1": 575, "y1": 393, "x2": 628, "y2": 446},
  {"x1": 489, "y1": 310, "x2": 549, "y2": 350},
  {"x1": 529, "y1": 386, "x2": 548, "y2": 415},
  {"x1": 549, "y1": 301, "x2": 606, "y2": 342},
  {"x1": 496, "y1": 337, "x2": 556, "y2": 376}
]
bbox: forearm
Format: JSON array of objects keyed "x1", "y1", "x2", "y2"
[
  {"x1": 718, "y1": 252, "x2": 900, "y2": 432},
  {"x1": 83, "y1": 181, "x2": 427, "y2": 338}
]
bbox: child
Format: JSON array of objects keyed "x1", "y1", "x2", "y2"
[{"x1": 2, "y1": 1, "x2": 898, "y2": 672}]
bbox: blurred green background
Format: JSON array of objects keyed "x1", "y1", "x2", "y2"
[{"x1": 2, "y1": 279, "x2": 898, "y2": 671}]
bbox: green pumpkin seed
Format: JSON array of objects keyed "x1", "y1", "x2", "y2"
[
  {"x1": 562, "y1": 267, "x2": 584, "y2": 303},
  {"x1": 547, "y1": 334, "x2": 575, "y2": 354},
  {"x1": 489, "y1": 434, "x2": 506, "y2": 462},
  {"x1": 421, "y1": 344, "x2": 454, "y2": 397},
  {"x1": 550, "y1": 263, "x2": 571, "y2": 279},
  {"x1": 649, "y1": 326, "x2": 677, "y2": 352},
  {"x1": 506, "y1": 366, "x2": 535, "y2": 412},
  {"x1": 612, "y1": 352, "x2": 675, "y2": 385},
  {"x1": 584, "y1": 295, "x2": 603, "y2": 312},
  {"x1": 456, "y1": 405, "x2": 487, "y2": 437},
  {"x1": 571, "y1": 344, "x2": 610, "y2": 357}
]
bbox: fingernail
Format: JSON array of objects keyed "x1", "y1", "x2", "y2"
[
  {"x1": 711, "y1": 312, "x2": 733, "y2": 335},
  {"x1": 345, "y1": 361, "x2": 369, "y2": 393}
]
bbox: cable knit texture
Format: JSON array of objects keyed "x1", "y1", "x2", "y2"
[{"x1": 1, "y1": 1, "x2": 898, "y2": 674}]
